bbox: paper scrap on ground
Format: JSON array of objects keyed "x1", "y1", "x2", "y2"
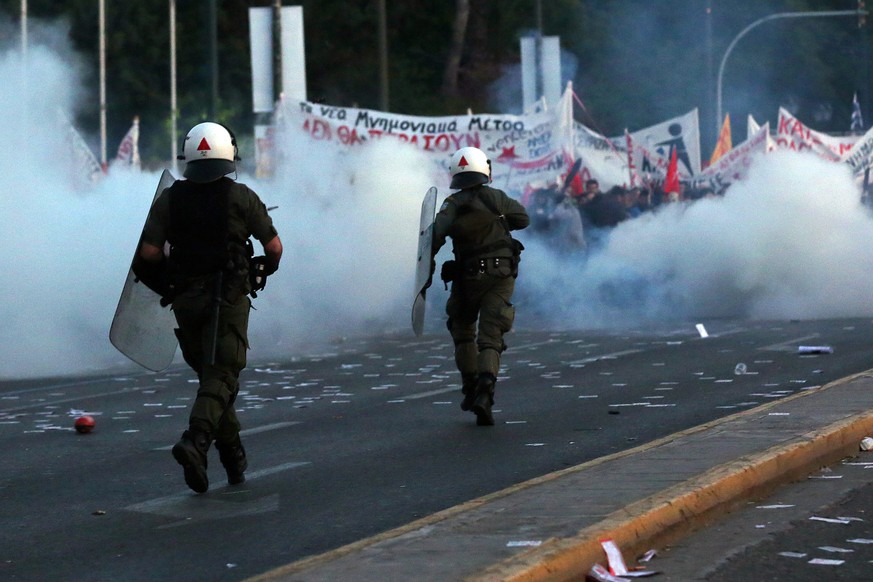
[
  {"x1": 695, "y1": 323, "x2": 708, "y2": 338},
  {"x1": 599, "y1": 539, "x2": 658, "y2": 577},
  {"x1": 588, "y1": 564, "x2": 631, "y2": 582},
  {"x1": 818, "y1": 546, "x2": 853, "y2": 553},
  {"x1": 810, "y1": 516, "x2": 852, "y2": 524},
  {"x1": 601, "y1": 539, "x2": 629, "y2": 575},
  {"x1": 808, "y1": 558, "x2": 845, "y2": 565},
  {"x1": 506, "y1": 540, "x2": 542, "y2": 547},
  {"x1": 798, "y1": 345, "x2": 833, "y2": 354},
  {"x1": 638, "y1": 549, "x2": 656, "y2": 562}
]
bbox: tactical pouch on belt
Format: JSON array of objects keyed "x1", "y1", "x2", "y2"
[
  {"x1": 484, "y1": 257, "x2": 515, "y2": 278},
  {"x1": 440, "y1": 260, "x2": 458, "y2": 289}
]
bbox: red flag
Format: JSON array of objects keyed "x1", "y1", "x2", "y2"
[{"x1": 663, "y1": 146, "x2": 679, "y2": 196}]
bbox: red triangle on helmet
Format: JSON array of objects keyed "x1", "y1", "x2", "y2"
[
  {"x1": 197, "y1": 138, "x2": 211, "y2": 151},
  {"x1": 458, "y1": 155, "x2": 469, "y2": 168}
]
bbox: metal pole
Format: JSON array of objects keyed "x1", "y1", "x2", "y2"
[
  {"x1": 170, "y1": 0, "x2": 178, "y2": 173},
  {"x1": 535, "y1": 0, "x2": 543, "y2": 101},
  {"x1": 274, "y1": 0, "x2": 282, "y2": 100},
  {"x1": 377, "y1": 0, "x2": 389, "y2": 110},
  {"x1": 705, "y1": 1, "x2": 714, "y2": 151},
  {"x1": 209, "y1": 0, "x2": 218, "y2": 119},
  {"x1": 20, "y1": 0, "x2": 27, "y2": 57},
  {"x1": 716, "y1": 10, "x2": 863, "y2": 135},
  {"x1": 21, "y1": 0, "x2": 27, "y2": 160},
  {"x1": 99, "y1": 0, "x2": 107, "y2": 169}
]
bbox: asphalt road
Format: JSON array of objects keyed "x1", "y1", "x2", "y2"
[
  {"x1": 653, "y1": 442, "x2": 873, "y2": 581},
  {"x1": 2, "y1": 317, "x2": 872, "y2": 581}
]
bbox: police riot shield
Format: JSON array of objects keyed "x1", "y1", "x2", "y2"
[
  {"x1": 109, "y1": 169, "x2": 178, "y2": 371},
  {"x1": 411, "y1": 187, "x2": 437, "y2": 336}
]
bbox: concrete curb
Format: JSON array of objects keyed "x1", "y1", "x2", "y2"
[
  {"x1": 246, "y1": 372, "x2": 873, "y2": 582},
  {"x1": 471, "y1": 379, "x2": 873, "y2": 581}
]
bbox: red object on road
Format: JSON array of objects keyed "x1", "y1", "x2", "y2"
[{"x1": 74, "y1": 415, "x2": 96, "y2": 434}]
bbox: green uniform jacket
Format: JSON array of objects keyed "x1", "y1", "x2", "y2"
[
  {"x1": 142, "y1": 178, "x2": 277, "y2": 257},
  {"x1": 142, "y1": 178, "x2": 278, "y2": 296},
  {"x1": 432, "y1": 184, "x2": 529, "y2": 263}
]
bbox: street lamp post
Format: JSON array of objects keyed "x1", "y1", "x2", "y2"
[
  {"x1": 99, "y1": 0, "x2": 106, "y2": 169},
  {"x1": 716, "y1": 9, "x2": 864, "y2": 136},
  {"x1": 170, "y1": 0, "x2": 177, "y2": 173},
  {"x1": 21, "y1": 0, "x2": 26, "y2": 56}
]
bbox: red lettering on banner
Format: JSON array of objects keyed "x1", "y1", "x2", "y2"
[
  {"x1": 337, "y1": 125, "x2": 364, "y2": 145},
  {"x1": 303, "y1": 118, "x2": 332, "y2": 140},
  {"x1": 306, "y1": 121, "x2": 483, "y2": 154},
  {"x1": 432, "y1": 134, "x2": 450, "y2": 151}
]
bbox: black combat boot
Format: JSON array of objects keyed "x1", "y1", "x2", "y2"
[
  {"x1": 471, "y1": 373, "x2": 496, "y2": 426},
  {"x1": 215, "y1": 437, "x2": 248, "y2": 485},
  {"x1": 460, "y1": 373, "x2": 478, "y2": 411},
  {"x1": 172, "y1": 429, "x2": 211, "y2": 493}
]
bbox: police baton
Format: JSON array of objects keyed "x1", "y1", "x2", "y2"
[{"x1": 206, "y1": 271, "x2": 223, "y2": 366}]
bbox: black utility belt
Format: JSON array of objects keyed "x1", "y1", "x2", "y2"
[
  {"x1": 441, "y1": 257, "x2": 516, "y2": 286},
  {"x1": 463, "y1": 256, "x2": 514, "y2": 274}
]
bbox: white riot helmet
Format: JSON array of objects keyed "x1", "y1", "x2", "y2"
[
  {"x1": 449, "y1": 147, "x2": 491, "y2": 189},
  {"x1": 179, "y1": 122, "x2": 239, "y2": 183}
]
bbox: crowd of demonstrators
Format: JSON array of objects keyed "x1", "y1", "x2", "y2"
[
  {"x1": 521, "y1": 176, "x2": 586, "y2": 253},
  {"x1": 520, "y1": 170, "x2": 724, "y2": 251}
]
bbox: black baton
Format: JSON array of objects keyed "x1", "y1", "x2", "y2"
[{"x1": 206, "y1": 271, "x2": 223, "y2": 366}]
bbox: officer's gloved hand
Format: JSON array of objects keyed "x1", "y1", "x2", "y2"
[{"x1": 249, "y1": 256, "x2": 269, "y2": 297}]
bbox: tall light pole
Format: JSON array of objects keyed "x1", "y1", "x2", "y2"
[
  {"x1": 716, "y1": 9, "x2": 865, "y2": 136},
  {"x1": 273, "y1": 0, "x2": 282, "y2": 103},
  {"x1": 170, "y1": 0, "x2": 178, "y2": 173},
  {"x1": 208, "y1": 0, "x2": 218, "y2": 119},
  {"x1": 20, "y1": 0, "x2": 27, "y2": 56},
  {"x1": 99, "y1": 0, "x2": 107, "y2": 169},
  {"x1": 535, "y1": 0, "x2": 543, "y2": 105},
  {"x1": 377, "y1": 0, "x2": 389, "y2": 111}
]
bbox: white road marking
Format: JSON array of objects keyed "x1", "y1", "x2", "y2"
[
  {"x1": 125, "y1": 461, "x2": 310, "y2": 525},
  {"x1": 152, "y1": 421, "x2": 300, "y2": 451},
  {"x1": 403, "y1": 386, "x2": 458, "y2": 400},
  {"x1": 564, "y1": 349, "x2": 644, "y2": 366}
]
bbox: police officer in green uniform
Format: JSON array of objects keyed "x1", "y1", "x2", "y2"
[
  {"x1": 134, "y1": 122, "x2": 282, "y2": 493},
  {"x1": 432, "y1": 147, "x2": 529, "y2": 426}
]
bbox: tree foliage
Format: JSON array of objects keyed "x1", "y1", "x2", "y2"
[{"x1": 1, "y1": 0, "x2": 869, "y2": 164}]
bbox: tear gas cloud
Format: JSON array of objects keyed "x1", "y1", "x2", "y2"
[
  {"x1": 3, "y1": 35, "x2": 873, "y2": 380},
  {"x1": 514, "y1": 151, "x2": 873, "y2": 328}
]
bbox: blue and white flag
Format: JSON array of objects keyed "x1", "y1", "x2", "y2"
[{"x1": 851, "y1": 92, "x2": 864, "y2": 133}]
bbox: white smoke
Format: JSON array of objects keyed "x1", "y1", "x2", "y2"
[
  {"x1": 0, "y1": 29, "x2": 437, "y2": 378},
  {"x1": 3, "y1": 32, "x2": 873, "y2": 380},
  {"x1": 244, "y1": 126, "x2": 436, "y2": 357},
  {"x1": 514, "y1": 150, "x2": 873, "y2": 328}
]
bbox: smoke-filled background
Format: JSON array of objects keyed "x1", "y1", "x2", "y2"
[{"x1": 3, "y1": 33, "x2": 873, "y2": 380}]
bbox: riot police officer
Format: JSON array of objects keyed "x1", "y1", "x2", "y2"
[
  {"x1": 134, "y1": 122, "x2": 282, "y2": 493},
  {"x1": 432, "y1": 147, "x2": 529, "y2": 426}
]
